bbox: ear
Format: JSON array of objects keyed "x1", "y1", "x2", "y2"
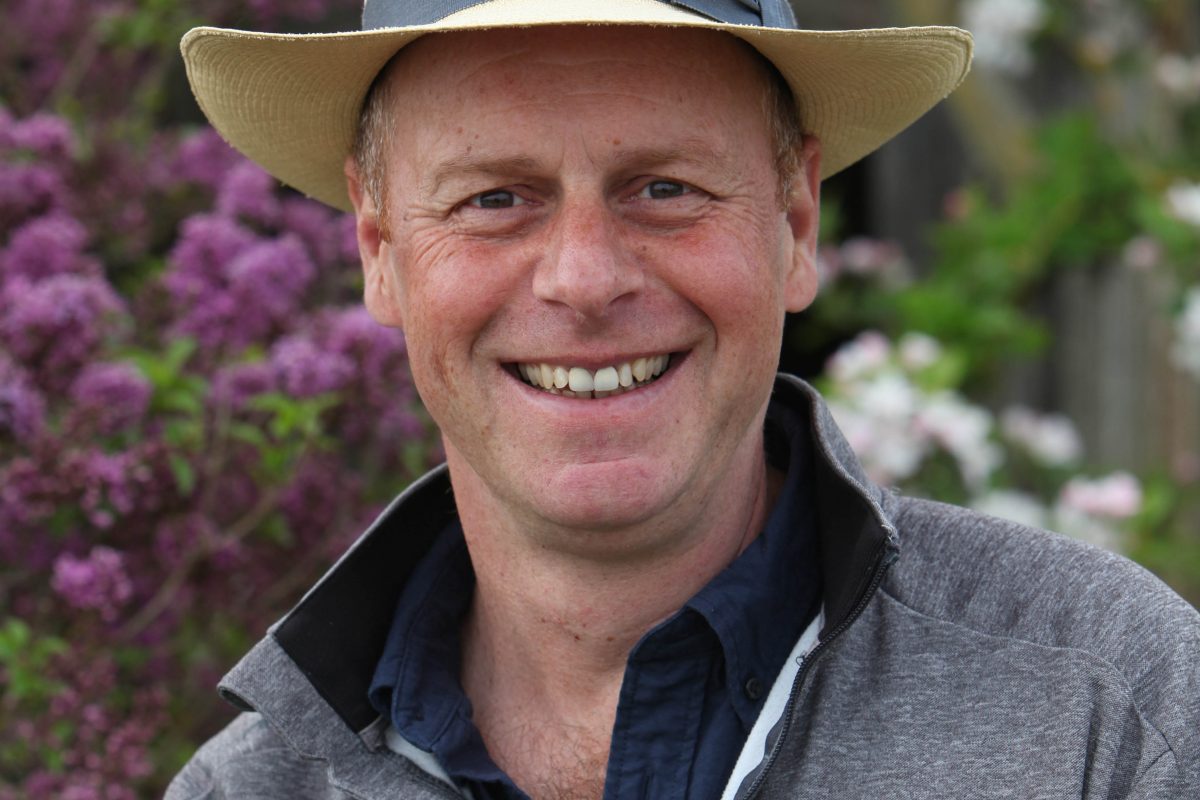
[
  {"x1": 783, "y1": 135, "x2": 821, "y2": 313},
  {"x1": 345, "y1": 156, "x2": 405, "y2": 329}
]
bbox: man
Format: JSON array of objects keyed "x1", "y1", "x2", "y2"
[{"x1": 170, "y1": 2, "x2": 1200, "y2": 798}]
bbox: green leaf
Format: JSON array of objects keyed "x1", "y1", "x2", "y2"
[{"x1": 169, "y1": 454, "x2": 197, "y2": 496}]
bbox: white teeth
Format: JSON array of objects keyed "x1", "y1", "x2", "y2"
[
  {"x1": 517, "y1": 355, "x2": 673, "y2": 398},
  {"x1": 632, "y1": 357, "x2": 648, "y2": 382},
  {"x1": 593, "y1": 366, "x2": 619, "y2": 392},
  {"x1": 567, "y1": 367, "x2": 594, "y2": 393}
]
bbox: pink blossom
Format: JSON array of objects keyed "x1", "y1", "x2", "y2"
[{"x1": 1058, "y1": 472, "x2": 1143, "y2": 520}]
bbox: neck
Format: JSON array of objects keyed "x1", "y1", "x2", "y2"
[{"x1": 451, "y1": 432, "x2": 782, "y2": 728}]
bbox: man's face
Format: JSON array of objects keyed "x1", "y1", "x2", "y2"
[{"x1": 350, "y1": 26, "x2": 820, "y2": 551}]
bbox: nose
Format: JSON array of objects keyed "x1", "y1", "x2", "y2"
[{"x1": 532, "y1": 196, "x2": 644, "y2": 319}]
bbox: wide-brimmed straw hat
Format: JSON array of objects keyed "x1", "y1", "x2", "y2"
[{"x1": 181, "y1": 0, "x2": 972, "y2": 213}]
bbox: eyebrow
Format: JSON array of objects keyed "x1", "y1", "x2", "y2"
[
  {"x1": 425, "y1": 155, "x2": 543, "y2": 198},
  {"x1": 423, "y1": 139, "x2": 737, "y2": 197}
]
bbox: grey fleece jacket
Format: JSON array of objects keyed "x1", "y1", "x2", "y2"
[{"x1": 167, "y1": 376, "x2": 1200, "y2": 799}]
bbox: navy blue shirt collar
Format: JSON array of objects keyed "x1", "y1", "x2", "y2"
[{"x1": 368, "y1": 395, "x2": 820, "y2": 797}]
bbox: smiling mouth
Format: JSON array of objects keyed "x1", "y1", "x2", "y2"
[{"x1": 514, "y1": 355, "x2": 672, "y2": 399}]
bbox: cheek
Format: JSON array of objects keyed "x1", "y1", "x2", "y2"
[
  {"x1": 399, "y1": 232, "x2": 532, "y2": 375},
  {"x1": 646, "y1": 216, "x2": 788, "y2": 338}
]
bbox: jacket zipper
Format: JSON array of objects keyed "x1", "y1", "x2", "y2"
[{"x1": 740, "y1": 543, "x2": 899, "y2": 800}]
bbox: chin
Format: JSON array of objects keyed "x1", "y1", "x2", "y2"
[{"x1": 532, "y1": 460, "x2": 679, "y2": 532}]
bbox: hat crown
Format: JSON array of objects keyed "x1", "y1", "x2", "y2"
[{"x1": 362, "y1": 0, "x2": 798, "y2": 30}]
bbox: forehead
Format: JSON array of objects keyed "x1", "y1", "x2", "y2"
[{"x1": 378, "y1": 26, "x2": 774, "y2": 147}]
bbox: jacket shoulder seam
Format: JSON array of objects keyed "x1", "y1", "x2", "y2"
[{"x1": 875, "y1": 584, "x2": 1176, "y2": 763}]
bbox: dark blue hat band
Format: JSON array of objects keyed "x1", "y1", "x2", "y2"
[{"x1": 363, "y1": 0, "x2": 799, "y2": 31}]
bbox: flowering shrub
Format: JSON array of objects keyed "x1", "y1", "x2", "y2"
[
  {"x1": 820, "y1": 330, "x2": 1142, "y2": 552},
  {"x1": 0, "y1": 2, "x2": 444, "y2": 797}
]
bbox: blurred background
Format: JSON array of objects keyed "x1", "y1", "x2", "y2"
[{"x1": 1, "y1": 0, "x2": 1198, "y2": 796}]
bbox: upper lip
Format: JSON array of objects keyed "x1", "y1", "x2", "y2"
[{"x1": 504, "y1": 350, "x2": 681, "y2": 369}]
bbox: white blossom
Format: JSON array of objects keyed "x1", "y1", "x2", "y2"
[
  {"x1": 1000, "y1": 406, "x2": 1084, "y2": 467},
  {"x1": 1052, "y1": 504, "x2": 1124, "y2": 552},
  {"x1": 1155, "y1": 53, "x2": 1200, "y2": 102},
  {"x1": 839, "y1": 237, "x2": 908, "y2": 277},
  {"x1": 855, "y1": 370, "x2": 918, "y2": 420},
  {"x1": 961, "y1": 0, "x2": 1046, "y2": 76},
  {"x1": 1165, "y1": 182, "x2": 1200, "y2": 227},
  {"x1": 916, "y1": 393, "x2": 1001, "y2": 489},
  {"x1": 971, "y1": 490, "x2": 1049, "y2": 530},
  {"x1": 1119, "y1": 235, "x2": 1163, "y2": 273},
  {"x1": 1172, "y1": 286, "x2": 1200, "y2": 380},
  {"x1": 824, "y1": 331, "x2": 1002, "y2": 489},
  {"x1": 826, "y1": 398, "x2": 926, "y2": 485},
  {"x1": 898, "y1": 332, "x2": 942, "y2": 371},
  {"x1": 826, "y1": 330, "x2": 891, "y2": 384}
]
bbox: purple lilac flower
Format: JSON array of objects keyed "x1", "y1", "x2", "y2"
[
  {"x1": 323, "y1": 305, "x2": 410, "y2": 402},
  {"x1": 0, "y1": 162, "x2": 68, "y2": 223},
  {"x1": 379, "y1": 406, "x2": 428, "y2": 441},
  {"x1": 171, "y1": 129, "x2": 242, "y2": 191},
  {"x1": 0, "y1": 213, "x2": 100, "y2": 286},
  {"x1": 0, "y1": 456, "x2": 56, "y2": 532},
  {"x1": 280, "y1": 197, "x2": 338, "y2": 264},
  {"x1": 9, "y1": 112, "x2": 75, "y2": 162},
  {"x1": 226, "y1": 235, "x2": 316, "y2": 339},
  {"x1": 6, "y1": 0, "x2": 77, "y2": 49},
  {"x1": 169, "y1": 233, "x2": 317, "y2": 351},
  {"x1": 153, "y1": 513, "x2": 219, "y2": 570},
  {"x1": 0, "y1": 354, "x2": 46, "y2": 445},
  {"x1": 104, "y1": 719, "x2": 154, "y2": 779},
  {"x1": 279, "y1": 455, "x2": 360, "y2": 546},
  {"x1": 216, "y1": 160, "x2": 281, "y2": 226},
  {"x1": 69, "y1": 362, "x2": 152, "y2": 435},
  {"x1": 210, "y1": 359, "x2": 277, "y2": 412},
  {"x1": 325, "y1": 305, "x2": 407, "y2": 361},
  {"x1": 338, "y1": 213, "x2": 361, "y2": 263},
  {"x1": 0, "y1": 107, "x2": 13, "y2": 149},
  {"x1": 3, "y1": 0, "x2": 84, "y2": 108},
  {"x1": 60, "y1": 447, "x2": 154, "y2": 528},
  {"x1": 0, "y1": 275, "x2": 127, "y2": 388},
  {"x1": 165, "y1": 213, "x2": 259, "y2": 297},
  {"x1": 162, "y1": 213, "x2": 259, "y2": 349},
  {"x1": 270, "y1": 334, "x2": 355, "y2": 398},
  {"x1": 51, "y1": 545, "x2": 134, "y2": 622}
]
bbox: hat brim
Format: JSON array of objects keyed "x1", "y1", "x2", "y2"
[{"x1": 181, "y1": 3, "x2": 972, "y2": 212}]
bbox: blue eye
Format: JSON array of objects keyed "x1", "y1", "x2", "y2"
[
  {"x1": 470, "y1": 190, "x2": 526, "y2": 209},
  {"x1": 640, "y1": 180, "x2": 690, "y2": 200}
]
